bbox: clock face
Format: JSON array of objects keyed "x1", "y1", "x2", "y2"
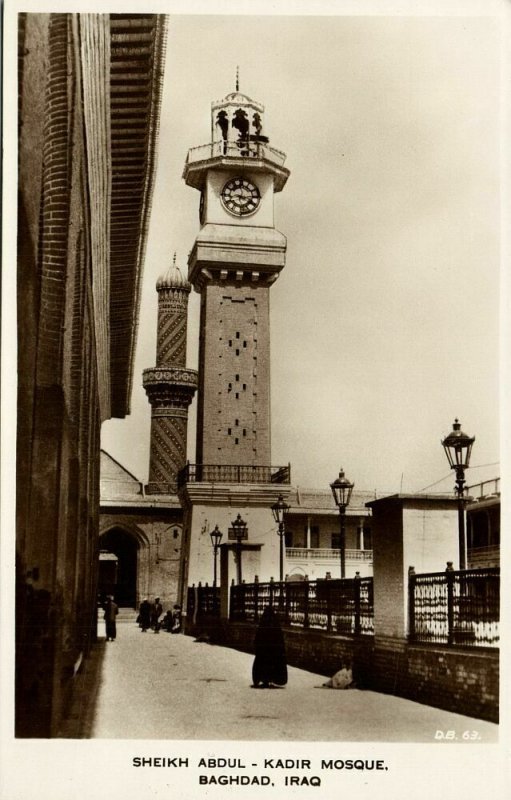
[{"x1": 221, "y1": 177, "x2": 261, "y2": 217}]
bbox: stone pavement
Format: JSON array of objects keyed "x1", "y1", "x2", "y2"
[{"x1": 59, "y1": 612, "x2": 498, "y2": 742}]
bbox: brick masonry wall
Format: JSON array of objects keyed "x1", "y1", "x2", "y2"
[
  {"x1": 370, "y1": 641, "x2": 499, "y2": 723},
  {"x1": 185, "y1": 619, "x2": 498, "y2": 723},
  {"x1": 37, "y1": 13, "x2": 72, "y2": 387},
  {"x1": 197, "y1": 281, "x2": 271, "y2": 465},
  {"x1": 16, "y1": 12, "x2": 105, "y2": 737}
]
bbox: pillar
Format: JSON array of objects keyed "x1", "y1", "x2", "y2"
[{"x1": 366, "y1": 493, "x2": 460, "y2": 640}]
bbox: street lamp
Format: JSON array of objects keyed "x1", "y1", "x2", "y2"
[
  {"x1": 231, "y1": 513, "x2": 247, "y2": 585},
  {"x1": 442, "y1": 418, "x2": 475, "y2": 570},
  {"x1": 209, "y1": 525, "x2": 223, "y2": 587},
  {"x1": 330, "y1": 468, "x2": 354, "y2": 579},
  {"x1": 271, "y1": 494, "x2": 290, "y2": 582}
]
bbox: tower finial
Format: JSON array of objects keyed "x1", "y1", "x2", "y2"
[
  {"x1": 173, "y1": 251, "x2": 177, "y2": 266},
  {"x1": 236, "y1": 66, "x2": 239, "y2": 92}
]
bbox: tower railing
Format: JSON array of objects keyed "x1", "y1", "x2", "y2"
[
  {"x1": 185, "y1": 139, "x2": 287, "y2": 167},
  {"x1": 177, "y1": 463, "x2": 291, "y2": 488}
]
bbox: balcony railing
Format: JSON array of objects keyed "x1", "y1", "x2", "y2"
[
  {"x1": 177, "y1": 463, "x2": 291, "y2": 489},
  {"x1": 466, "y1": 477, "x2": 500, "y2": 500},
  {"x1": 185, "y1": 139, "x2": 287, "y2": 167},
  {"x1": 286, "y1": 548, "x2": 373, "y2": 561}
]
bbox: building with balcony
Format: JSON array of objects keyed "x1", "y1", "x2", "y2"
[
  {"x1": 100, "y1": 451, "x2": 377, "y2": 599},
  {"x1": 283, "y1": 487, "x2": 376, "y2": 580},
  {"x1": 466, "y1": 478, "x2": 500, "y2": 568}
]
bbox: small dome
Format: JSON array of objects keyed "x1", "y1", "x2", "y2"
[
  {"x1": 212, "y1": 90, "x2": 264, "y2": 114},
  {"x1": 223, "y1": 91, "x2": 253, "y2": 103},
  {"x1": 156, "y1": 258, "x2": 190, "y2": 291}
]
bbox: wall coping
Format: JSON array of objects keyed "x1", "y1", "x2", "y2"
[{"x1": 366, "y1": 493, "x2": 461, "y2": 510}]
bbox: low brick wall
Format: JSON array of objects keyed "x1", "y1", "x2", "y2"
[
  {"x1": 370, "y1": 640, "x2": 499, "y2": 723},
  {"x1": 185, "y1": 617, "x2": 498, "y2": 723}
]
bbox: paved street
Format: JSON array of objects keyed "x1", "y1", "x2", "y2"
[{"x1": 60, "y1": 612, "x2": 498, "y2": 742}]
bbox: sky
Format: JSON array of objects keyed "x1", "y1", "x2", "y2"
[{"x1": 101, "y1": 10, "x2": 502, "y2": 495}]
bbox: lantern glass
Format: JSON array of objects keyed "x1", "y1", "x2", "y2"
[
  {"x1": 231, "y1": 514, "x2": 247, "y2": 537},
  {"x1": 442, "y1": 419, "x2": 475, "y2": 471},
  {"x1": 209, "y1": 525, "x2": 223, "y2": 548},
  {"x1": 330, "y1": 469, "x2": 354, "y2": 510},
  {"x1": 271, "y1": 494, "x2": 289, "y2": 526}
]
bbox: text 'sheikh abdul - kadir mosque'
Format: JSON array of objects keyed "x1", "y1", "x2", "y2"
[{"x1": 99, "y1": 83, "x2": 376, "y2": 612}]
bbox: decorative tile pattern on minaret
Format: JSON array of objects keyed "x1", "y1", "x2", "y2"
[{"x1": 143, "y1": 258, "x2": 198, "y2": 493}]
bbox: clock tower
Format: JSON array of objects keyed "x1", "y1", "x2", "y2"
[
  {"x1": 178, "y1": 85, "x2": 291, "y2": 600},
  {"x1": 184, "y1": 87, "x2": 289, "y2": 466}
]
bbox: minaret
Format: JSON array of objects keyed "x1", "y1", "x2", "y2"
[
  {"x1": 143, "y1": 256, "x2": 198, "y2": 493},
  {"x1": 178, "y1": 84, "x2": 291, "y2": 598}
]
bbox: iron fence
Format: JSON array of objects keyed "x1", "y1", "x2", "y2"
[
  {"x1": 188, "y1": 567, "x2": 498, "y2": 649},
  {"x1": 229, "y1": 576, "x2": 374, "y2": 635},
  {"x1": 409, "y1": 565, "x2": 499, "y2": 648},
  {"x1": 186, "y1": 584, "x2": 220, "y2": 622}
]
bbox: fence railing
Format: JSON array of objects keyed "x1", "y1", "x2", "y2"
[
  {"x1": 230, "y1": 576, "x2": 374, "y2": 636},
  {"x1": 408, "y1": 564, "x2": 499, "y2": 648},
  {"x1": 177, "y1": 462, "x2": 291, "y2": 489},
  {"x1": 187, "y1": 584, "x2": 220, "y2": 622},
  {"x1": 466, "y1": 477, "x2": 500, "y2": 499},
  {"x1": 187, "y1": 566, "x2": 499, "y2": 650}
]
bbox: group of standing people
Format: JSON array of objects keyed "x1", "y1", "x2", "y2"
[{"x1": 137, "y1": 597, "x2": 182, "y2": 634}]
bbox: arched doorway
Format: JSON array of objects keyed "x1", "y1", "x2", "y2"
[
  {"x1": 98, "y1": 528, "x2": 138, "y2": 607},
  {"x1": 286, "y1": 570, "x2": 306, "y2": 582}
]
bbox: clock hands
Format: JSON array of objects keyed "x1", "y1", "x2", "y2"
[
  {"x1": 221, "y1": 177, "x2": 260, "y2": 215},
  {"x1": 232, "y1": 187, "x2": 251, "y2": 199}
]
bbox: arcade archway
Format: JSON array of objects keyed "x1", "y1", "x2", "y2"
[{"x1": 98, "y1": 527, "x2": 139, "y2": 607}]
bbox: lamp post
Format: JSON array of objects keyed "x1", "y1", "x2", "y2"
[
  {"x1": 209, "y1": 525, "x2": 223, "y2": 587},
  {"x1": 231, "y1": 513, "x2": 247, "y2": 585},
  {"x1": 330, "y1": 468, "x2": 354, "y2": 579},
  {"x1": 271, "y1": 494, "x2": 290, "y2": 583},
  {"x1": 442, "y1": 418, "x2": 475, "y2": 570}
]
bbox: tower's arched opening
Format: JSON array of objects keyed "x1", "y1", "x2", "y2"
[{"x1": 98, "y1": 528, "x2": 139, "y2": 607}]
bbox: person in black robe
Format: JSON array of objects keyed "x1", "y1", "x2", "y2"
[
  {"x1": 138, "y1": 598, "x2": 151, "y2": 632},
  {"x1": 252, "y1": 606, "x2": 288, "y2": 688},
  {"x1": 104, "y1": 595, "x2": 119, "y2": 641}
]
